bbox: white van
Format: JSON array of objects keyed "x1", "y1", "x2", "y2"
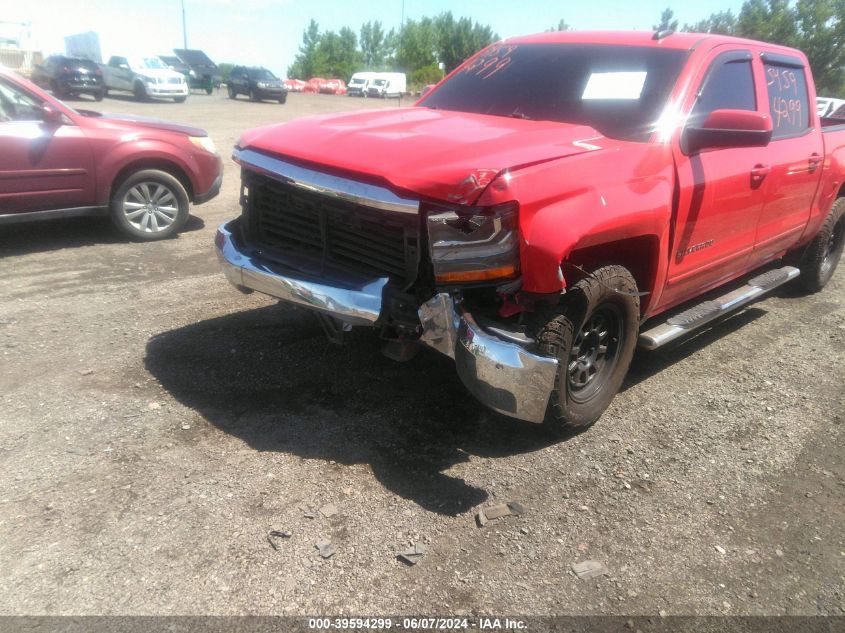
[
  {"x1": 347, "y1": 71, "x2": 376, "y2": 97},
  {"x1": 366, "y1": 72, "x2": 406, "y2": 98}
]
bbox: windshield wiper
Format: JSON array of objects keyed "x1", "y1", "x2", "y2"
[{"x1": 508, "y1": 109, "x2": 532, "y2": 120}]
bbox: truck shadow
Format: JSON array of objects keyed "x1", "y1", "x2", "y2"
[
  {"x1": 144, "y1": 304, "x2": 564, "y2": 516},
  {"x1": 625, "y1": 307, "x2": 767, "y2": 390},
  {"x1": 0, "y1": 215, "x2": 205, "y2": 257}
]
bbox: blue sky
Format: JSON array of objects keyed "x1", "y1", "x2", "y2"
[{"x1": 7, "y1": 0, "x2": 745, "y2": 77}]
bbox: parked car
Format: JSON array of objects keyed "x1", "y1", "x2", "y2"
[
  {"x1": 0, "y1": 67, "x2": 222, "y2": 240},
  {"x1": 173, "y1": 48, "x2": 217, "y2": 94},
  {"x1": 226, "y1": 66, "x2": 286, "y2": 103},
  {"x1": 366, "y1": 72, "x2": 406, "y2": 98},
  {"x1": 31, "y1": 55, "x2": 105, "y2": 101},
  {"x1": 217, "y1": 31, "x2": 845, "y2": 432},
  {"x1": 817, "y1": 96, "x2": 845, "y2": 118},
  {"x1": 102, "y1": 56, "x2": 188, "y2": 102},
  {"x1": 347, "y1": 71, "x2": 376, "y2": 97},
  {"x1": 284, "y1": 78, "x2": 307, "y2": 92},
  {"x1": 320, "y1": 78, "x2": 346, "y2": 95}
]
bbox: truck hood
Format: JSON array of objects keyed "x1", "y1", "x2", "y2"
[
  {"x1": 76, "y1": 110, "x2": 207, "y2": 137},
  {"x1": 237, "y1": 107, "x2": 608, "y2": 203},
  {"x1": 133, "y1": 68, "x2": 184, "y2": 82}
]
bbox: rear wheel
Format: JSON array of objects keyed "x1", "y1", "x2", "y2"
[
  {"x1": 110, "y1": 169, "x2": 189, "y2": 241},
  {"x1": 535, "y1": 265, "x2": 640, "y2": 433},
  {"x1": 796, "y1": 197, "x2": 845, "y2": 293},
  {"x1": 227, "y1": 85, "x2": 236, "y2": 99}
]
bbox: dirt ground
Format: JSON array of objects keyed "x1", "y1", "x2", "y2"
[{"x1": 0, "y1": 90, "x2": 843, "y2": 619}]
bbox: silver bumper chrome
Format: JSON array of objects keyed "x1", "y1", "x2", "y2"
[{"x1": 216, "y1": 221, "x2": 559, "y2": 423}]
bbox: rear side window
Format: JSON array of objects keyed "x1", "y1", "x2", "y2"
[
  {"x1": 764, "y1": 62, "x2": 810, "y2": 139},
  {"x1": 691, "y1": 54, "x2": 756, "y2": 124}
]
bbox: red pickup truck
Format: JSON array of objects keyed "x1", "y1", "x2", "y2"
[
  {"x1": 0, "y1": 67, "x2": 222, "y2": 240},
  {"x1": 216, "y1": 31, "x2": 845, "y2": 432}
]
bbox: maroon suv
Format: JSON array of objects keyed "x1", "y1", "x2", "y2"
[{"x1": 0, "y1": 67, "x2": 222, "y2": 240}]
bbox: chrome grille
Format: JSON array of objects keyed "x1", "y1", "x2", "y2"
[{"x1": 246, "y1": 172, "x2": 419, "y2": 284}]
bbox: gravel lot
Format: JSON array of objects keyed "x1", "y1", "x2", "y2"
[{"x1": 1, "y1": 90, "x2": 843, "y2": 618}]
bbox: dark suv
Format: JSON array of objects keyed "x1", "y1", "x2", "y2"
[
  {"x1": 227, "y1": 66, "x2": 286, "y2": 103},
  {"x1": 31, "y1": 56, "x2": 105, "y2": 101}
]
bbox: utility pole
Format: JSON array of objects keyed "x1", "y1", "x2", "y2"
[{"x1": 181, "y1": 0, "x2": 188, "y2": 49}]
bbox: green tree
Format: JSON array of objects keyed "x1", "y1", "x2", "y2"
[
  {"x1": 653, "y1": 8, "x2": 679, "y2": 31},
  {"x1": 434, "y1": 12, "x2": 497, "y2": 73},
  {"x1": 216, "y1": 62, "x2": 234, "y2": 83},
  {"x1": 683, "y1": 11, "x2": 738, "y2": 34},
  {"x1": 736, "y1": 0, "x2": 797, "y2": 44},
  {"x1": 791, "y1": 0, "x2": 845, "y2": 94},
  {"x1": 360, "y1": 21, "x2": 388, "y2": 68},
  {"x1": 395, "y1": 17, "x2": 438, "y2": 74},
  {"x1": 548, "y1": 19, "x2": 571, "y2": 32},
  {"x1": 288, "y1": 19, "x2": 321, "y2": 79}
]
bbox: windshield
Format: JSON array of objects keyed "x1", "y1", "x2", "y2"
[
  {"x1": 140, "y1": 57, "x2": 168, "y2": 70},
  {"x1": 419, "y1": 43, "x2": 689, "y2": 142},
  {"x1": 249, "y1": 68, "x2": 277, "y2": 81},
  {"x1": 373, "y1": 79, "x2": 386, "y2": 86},
  {"x1": 350, "y1": 78, "x2": 365, "y2": 85}
]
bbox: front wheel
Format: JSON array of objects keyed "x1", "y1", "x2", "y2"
[
  {"x1": 94, "y1": 89, "x2": 105, "y2": 102},
  {"x1": 535, "y1": 265, "x2": 640, "y2": 433},
  {"x1": 278, "y1": 93, "x2": 287, "y2": 104},
  {"x1": 133, "y1": 81, "x2": 147, "y2": 101},
  {"x1": 173, "y1": 96, "x2": 187, "y2": 103},
  {"x1": 227, "y1": 85, "x2": 236, "y2": 99},
  {"x1": 110, "y1": 169, "x2": 189, "y2": 241},
  {"x1": 795, "y1": 197, "x2": 845, "y2": 293}
]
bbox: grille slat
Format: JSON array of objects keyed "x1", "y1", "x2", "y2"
[{"x1": 247, "y1": 172, "x2": 417, "y2": 283}]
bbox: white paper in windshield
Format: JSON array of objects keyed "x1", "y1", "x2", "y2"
[{"x1": 582, "y1": 71, "x2": 647, "y2": 100}]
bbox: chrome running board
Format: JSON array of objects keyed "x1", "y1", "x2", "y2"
[{"x1": 638, "y1": 266, "x2": 800, "y2": 350}]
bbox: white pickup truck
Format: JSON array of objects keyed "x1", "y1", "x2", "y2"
[{"x1": 103, "y1": 56, "x2": 188, "y2": 102}]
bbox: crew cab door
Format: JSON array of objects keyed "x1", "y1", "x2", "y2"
[
  {"x1": 662, "y1": 48, "x2": 769, "y2": 309},
  {"x1": 752, "y1": 53, "x2": 823, "y2": 260},
  {"x1": 108, "y1": 56, "x2": 132, "y2": 90},
  {"x1": 0, "y1": 75, "x2": 96, "y2": 215}
]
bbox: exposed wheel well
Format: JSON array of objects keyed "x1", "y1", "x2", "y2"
[
  {"x1": 564, "y1": 235, "x2": 660, "y2": 314},
  {"x1": 109, "y1": 160, "x2": 194, "y2": 203}
]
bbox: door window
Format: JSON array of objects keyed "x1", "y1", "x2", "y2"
[
  {"x1": 691, "y1": 53, "x2": 756, "y2": 125},
  {"x1": 764, "y1": 62, "x2": 810, "y2": 139},
  {"x1": 0, "y1": 78, "x2": 45, "y2": 123}
]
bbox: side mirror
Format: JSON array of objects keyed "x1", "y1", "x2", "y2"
[
  {"x1": 41, "y1": 104, "x2": 64, "y2": 126},
  {"x1": 684, "y1": 109, "x2": 772, "y2": 153}
]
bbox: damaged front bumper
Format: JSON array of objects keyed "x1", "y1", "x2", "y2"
[{"x1": 215, "y1": 221, "x2": 558, "y2": 423}]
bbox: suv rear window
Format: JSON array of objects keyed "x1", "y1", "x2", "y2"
[{"x1": 419, "y1": 43, "x2": 689, "y2": 142}]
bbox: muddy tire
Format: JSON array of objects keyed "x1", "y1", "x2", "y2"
[
  {"x1": 536, "y1": 265, "x2": 640, "y2": 433},
  {"x1": 795, "y1": 197, "x2": 845, "y2": 293}
]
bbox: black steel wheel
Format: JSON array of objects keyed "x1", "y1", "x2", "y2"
[
  {"x1": 567, "y1": 303, "x2": 624, "y2": 403},
  {"x1": 536, "y1": 265, "x2": 640, "y2": 433},
  {"x1": 796, "y1": 197, "x2": 845, "y2": 293}
]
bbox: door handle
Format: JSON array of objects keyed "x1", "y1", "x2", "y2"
[
  {"x1": 808, "y1": 153, "x2": 823, "y2": 172},
  {"x1": 750, "y1": 164, "x2": 771, "y2": 183}
]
